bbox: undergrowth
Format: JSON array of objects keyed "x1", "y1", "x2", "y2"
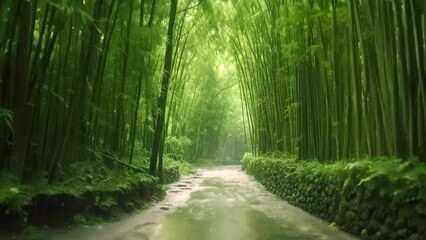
[
  {"x1": 242, "y1": 153, "x2": 426, "y2": 239},
  {"x1": 0, "y1": 156, "x2": 195, "y2": 228},
  {"x1": 243, "y1": 153, "x2": 426, "y2": 196},
  {"x1": 163, "y1": 157, "x2": 196, "y2": 176},
  {"x1": 0, "y1": 160, "x2": 156, "y2": 216}
]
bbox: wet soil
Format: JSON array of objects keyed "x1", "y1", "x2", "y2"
[{"x1": 44, "y1": 166, "x2": 358, "y2": 240}]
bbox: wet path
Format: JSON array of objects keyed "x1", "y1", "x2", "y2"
[{"x1": 46, "y1": 166, "x2": 357, "y2": 240}]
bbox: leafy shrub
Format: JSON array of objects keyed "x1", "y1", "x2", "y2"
[
  {"x1": 0, "y1": 151, "x2": 195, "y2": 231},
  {"x1": 164, "y1": 157, "x2": 196, "y2": 176}
]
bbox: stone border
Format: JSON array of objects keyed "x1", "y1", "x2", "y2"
[{"x1": 242, "y1": 156, "x2": 425, "y2": 240}]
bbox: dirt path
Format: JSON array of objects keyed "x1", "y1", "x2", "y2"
[{"x1": 45, "y1": 166, "x2": 357, "y2": 240}]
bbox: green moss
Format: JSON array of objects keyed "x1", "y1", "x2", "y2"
[{"x1": 242, "y1": 154, "x2": 426, "y2": 239}]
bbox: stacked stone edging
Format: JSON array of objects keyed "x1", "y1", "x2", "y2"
[{"x1": 242, "y1": 155, "x2": 426, "y2": 240}]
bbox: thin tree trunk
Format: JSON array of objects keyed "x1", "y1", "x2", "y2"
[
  {"x1": 149, "y1": 0, "x2": 178, "y2": 176},
  {"x1": 9, "y1": 1, "x2": 33, "y2": 181}
]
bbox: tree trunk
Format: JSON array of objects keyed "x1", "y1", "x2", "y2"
[
  {"x1": 149, "y1": 0, "x2": 178, "y2": 176},
  {"x1": 9, "y1": 1, "x2": 33, "y2": 181}
]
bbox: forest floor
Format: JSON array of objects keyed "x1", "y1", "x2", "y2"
[{"x1": 41, "y1": 165, "x2": 357, "y2": 240}]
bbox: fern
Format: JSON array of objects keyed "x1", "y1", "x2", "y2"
[{"x1": 95, "y1": 195, "x2": 117, "y2": 209}]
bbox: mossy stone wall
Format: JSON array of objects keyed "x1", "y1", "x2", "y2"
[{"x1": 242, "y1": 155, "x2": 426, "y2": 240}]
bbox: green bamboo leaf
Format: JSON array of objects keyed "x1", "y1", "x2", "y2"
[
  {"x1": 0, "y1": 107, "x2": 13, "y2": 134},
  {"x1": 47, "y1": 0, "x2": 67, "y2": 10}
]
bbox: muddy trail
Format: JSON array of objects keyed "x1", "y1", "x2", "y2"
[{"x1": 44, "y1": 166, "x2": 357, "y2": 240}]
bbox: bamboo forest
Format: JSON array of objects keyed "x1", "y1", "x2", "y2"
[{"x1": 0, "y1": 0, "x2": 425, "y2": 239}]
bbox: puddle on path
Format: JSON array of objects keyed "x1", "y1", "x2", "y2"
[{"x1": 43, "y1": 166, "x2": 357, "y2": 240}]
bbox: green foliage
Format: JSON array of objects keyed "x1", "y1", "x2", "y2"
[
  {"x1": 232, "y1": 0, "x2": 426, "y2": 162},
  {"x1": 242, "y1": 154, "x2": 426, "y2": 239},
  {"x1": 165, "y1": 136, "x2": 192, "y2": 160},
  {"x1": 0, "y1": 106, "x2": 13, "y2": 134},
  {"x1": 47, "y1": 0, "x2": 93, "y2": 26},
  {"x1": 20, "y1": 224, "x2": 44, "y2": 240},
  {"x1": 0, "y1": 148, "x2": 196, "y2": 228},
  {"x1": 72, "y1": 213, "x2": 87, "y2": 225},
  {"x1": 0, "y1": 172, "x2": 36, "y2": 215},
  {"x1": 60, "y1": 159, "x2": 157, "y2": 193},
  {"x1": 128, "y1": 141, "x2": 152, "y2": 166},
  {"x1": 0, "y1": 159, "x2": 158, "y2": 220},
  {"x1": 95, "y1": 194, "x2": 117, "y2": 209},
  {"x1": 1, "y1": 0, "x2": 228, "y2": 231},
  {"x1": 344, "y1": 158, "x2": 426, "y2": 204},
  {"x1": 243, "y1": 154, "x2": 426, "y2": 202},
  {"x1": 163, "y1": 157, "x2": 196, "y2": 176}
]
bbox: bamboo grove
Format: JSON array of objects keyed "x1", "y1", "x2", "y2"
[
  {"x1": 0, "y1": 0, "x2": 244, "y2": 183},
  {"x1": 231, "y1": 0, "x2": 426, "y2": 161},
  {"x1": 2, "y1": 0, "x2": 423, "y2": 184}
]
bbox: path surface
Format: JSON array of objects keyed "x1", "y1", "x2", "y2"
[{"x1": 46, "y1": 166, "x2": 357, "y2": 240}]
